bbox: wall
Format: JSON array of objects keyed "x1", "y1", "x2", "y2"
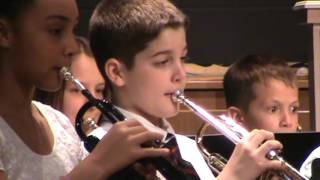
[{"x1": 76, "y1": 0, "x2": 310, "y2": 65}]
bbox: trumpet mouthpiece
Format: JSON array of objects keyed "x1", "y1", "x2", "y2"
[
  {"x1": 60, "y1": 67, "x2": 73, "y2": 81},
  {"x1": 172, "y1": 90, "x2": 184, "y2": 103},
  {"x1": 60, "y1": 66, "x2": 86, "y2": 91}
]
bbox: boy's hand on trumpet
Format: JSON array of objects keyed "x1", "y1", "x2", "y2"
[{"x1": 217, "y1": 129, "x2": 284, "y2": 180}]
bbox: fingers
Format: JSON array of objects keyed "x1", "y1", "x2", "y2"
[
  {"x1": 243, "y1": 129, "x2": 283, "y2": 157},
  {"x1": 133, "y1": 163, "x2": 159, "y2": 180},
  {"x1": 257, "y1": 139, "x2": 283, "y2": 157},
  {"x1": 111, "y1": 119, "x2": 169, "y2": 158},
  {"x1": 139, "y1": 147, "x2": 170, "y2": 158},
  {"x1": 242, "y1": 129, "x2": 285, "y2": 171},
  {"x1": 264, "y1": 158, "x2": 284, "y2": 170},
  {"x1": 243, "y1": 129, "x2": 275, "y2": 148},
  {"x1": 115, "y1": 119, "x2": 143, "y2": 127},
  {"x1": 114, "y1": 120, "x2": 166, "y2": 144},
  {"x1": 130, "y1": 131, "x2": 164, "y2": 145},
  {"x1": 130, "y1": 130, "x2": 169, "y2": 158},
  {"x1": 247, "y1": 130, "x2": 283, "y2": 159}
]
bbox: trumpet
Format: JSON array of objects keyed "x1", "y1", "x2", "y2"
[
  {"x1": 60, "y1": 67, "x2": 201, "y2": 180},
  {"x1": 173, "y1": 90, "x2": 309, "y2": 180}
]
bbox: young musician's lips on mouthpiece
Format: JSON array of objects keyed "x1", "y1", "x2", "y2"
[
  {"x1": 164, "y1": 92, "x2": 173, "y2": 96},
  {"x1": 165, "y1": 92, "x2": 177, "y2": 103},
  {"x1": 54, "y1": 67, "x2": 61, "y2": 73},
  {"x1": 55, "y1": 66, "x2": 68, "y2": 78}
]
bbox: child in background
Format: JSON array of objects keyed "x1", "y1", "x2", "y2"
[
  {"x1": 223, "y1": 55, "x2": 300, "y2": 132},
  {"x1": 89, "y1": 0, "x2": 284, "y2": 179},
  {"x1": 0, "y1": 0, "x2": 169, "y2": 179}
]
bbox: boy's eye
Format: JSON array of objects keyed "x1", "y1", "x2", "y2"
[
  {"x1": 290, "y1": 106, "x2": 299, "y2": 113},
  {"x1": 155, "y1": 59, "x2": 170, "y2": 66},
  {"x1": 268, "y1": 106, "x2": 278, "y2": 113},
  {"x1": 181, "y1": 56, "x2": 190, "y2": 63}
]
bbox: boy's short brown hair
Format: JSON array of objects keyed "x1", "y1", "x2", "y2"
[
  {"x1": 223, "y1": 55, "x2": 297, "y2": 111},
  {"x1": 89, "y1": 0, "x2": 188, "y2": 82}
]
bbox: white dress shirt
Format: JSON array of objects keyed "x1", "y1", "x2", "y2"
[{"x1": 116, "y1": 107, "x2": 216, "y2": 180}]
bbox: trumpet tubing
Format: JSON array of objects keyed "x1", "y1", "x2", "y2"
[{"x1": 60, "y1": 67, "x2": 202, "y2": 179}]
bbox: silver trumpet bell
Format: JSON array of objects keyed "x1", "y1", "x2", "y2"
[{"x1": 172, "y1": 90, "x2": 309, "y2": 180}]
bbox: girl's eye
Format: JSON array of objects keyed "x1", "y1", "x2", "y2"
[
  {"x1": 95, "y1": 87, "x2": 105, "y2": 98},
  {"x1": 96, "y1": 88, "x2": 104, "y2": 94},
  {"x1": 48, "y1": 23, "x2": 68, "y2": 37},
  {"x1": 49, "y1": 28, "x2": 64, "y2": 37},
  {"x1": 68, "y1": 87, "x2": 81, "y2": 93}
]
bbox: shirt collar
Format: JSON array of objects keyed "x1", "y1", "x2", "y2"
[{"x1": 115, "y1": 106, "x2": 175, "y2": 136}]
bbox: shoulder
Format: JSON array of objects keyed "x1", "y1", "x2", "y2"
[
  {"x1": 0, "y1": 117, "x2": 14, "y2": 146},
  {"x1": 32, "y1": 101, "x2": 88, "y2": 157},
  {"x1": 32, "y1": 101, "x2": 80, "y2": 140},
  {"x1": 32, "y1": 101, "x2": 72, "y2": 128},
  {"x1": 32, "y1": 101, "x2": 65, "y2": 118}
]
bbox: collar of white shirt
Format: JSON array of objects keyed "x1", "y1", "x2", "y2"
[{"x1": 116, "y1": 106, "x2": 174, "y2": 137}]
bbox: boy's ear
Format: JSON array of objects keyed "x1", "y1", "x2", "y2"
[
  {"x1": 227, "y1": 106, "x2": 245, "y2": 125},
  {"x1": 0, "y1": 19, "x2": 13, "y2": 48},
  {"x1": 104, "y1": 58, "x2": 126, "y2": 87}
]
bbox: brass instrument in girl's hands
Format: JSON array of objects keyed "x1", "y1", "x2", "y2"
[{"x1": 60, "y1": 67, "x2": 202, "y2": 180}]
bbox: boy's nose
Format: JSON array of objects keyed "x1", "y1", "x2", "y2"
[
  {"x1": 280, "y1": 111, "x2": 293, "y2": 128},
  {"x1": 172, "y1": 61, "x2": 187, "y2": 83}
]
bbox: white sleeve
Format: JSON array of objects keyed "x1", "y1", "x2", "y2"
[
  {"x1": 175, "y1": 134, "x2": 216, "y2": 180},
  {"x1": 300, "y1": 146, "x2": 320, "y2": 178}
]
